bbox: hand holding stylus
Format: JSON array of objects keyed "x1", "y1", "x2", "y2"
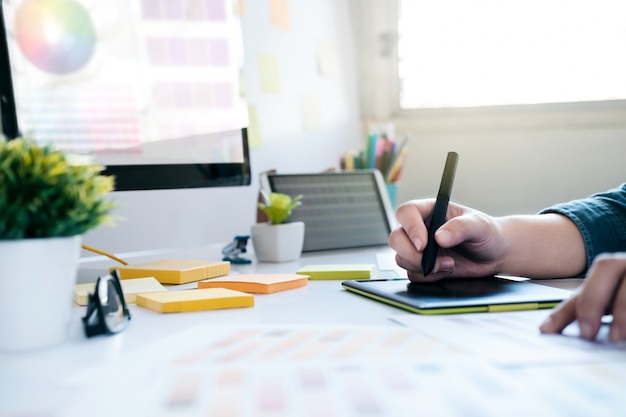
[
  {"x1": 389, "y1": 169, "x2": 583, "y2": 283},
  {"x1": 389, "y1": 152, "x2": 509, "y2": 282}
]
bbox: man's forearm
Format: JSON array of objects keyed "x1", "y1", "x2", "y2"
[{"x1": 497, "y1": 213, "x2": 587, "y2": 278}]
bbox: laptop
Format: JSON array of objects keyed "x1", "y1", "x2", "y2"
[
  {"x1": 260, "y1": 170, "x2": 396, "y2": 252},
  {"x1": 342, "y1": 277, "x2": 572, "y2": 315}
]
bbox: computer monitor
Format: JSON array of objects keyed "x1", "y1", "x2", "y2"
[{"x1": 0, "y1": 0, "x2": 251, "y2": 191}]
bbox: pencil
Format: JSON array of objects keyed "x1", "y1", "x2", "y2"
[{"x1": 385, "y1": 146, "x2": 408, "y2": 183}]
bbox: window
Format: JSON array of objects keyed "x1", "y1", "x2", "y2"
[{"x1": 397, "y1": 0, "x2": 626, "y2": 110}]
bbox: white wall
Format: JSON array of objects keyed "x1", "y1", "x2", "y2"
[
  {"x1": 83, "y1": 0, "x2": 363, "y2": 255},
  {"x1": 394, "y1": 124, "x2": 626, "y2": 216}
]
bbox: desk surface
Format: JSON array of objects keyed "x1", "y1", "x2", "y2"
[{"x1": 1, "y1": 244, "x2": 625, "y2": 417}]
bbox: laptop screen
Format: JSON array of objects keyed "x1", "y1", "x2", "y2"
[{"x1": 262, "y1": 171, "x2": 395, "y2": 252}]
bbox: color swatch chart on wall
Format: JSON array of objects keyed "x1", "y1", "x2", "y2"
[
  {"x1": 3, "y1": 0, "x2": 246, "y2": 153},
  {"x1": 62, "y1": 323, "x2": 626, "y2": 416}
]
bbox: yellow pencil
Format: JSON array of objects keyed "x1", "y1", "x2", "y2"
[
  {"x1": 345, "y1": 150, "x2": 354, "y2": 170},
  {"x1": 386, "y1": 146, "x2": 408, "y2": 183}
]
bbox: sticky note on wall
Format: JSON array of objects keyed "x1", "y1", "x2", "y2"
[
  {"x1": 297, "y1": 264, "x2": 377, "y2": 280},
  {"x1": 317, "y1": 39, "x2": 340, "y2": 77},
  {"x1": 300, "y1": 94, "x2": 321, "y2": 131},
  {"x1": 246, "y1": 105, "x2": 263, "y2": 148},
  {"x1": 270, "y1": 0, "x2": 291, "y2": 29},
  {"x1": 258, "y1": 53, "x2": 281, "y2": 94}
]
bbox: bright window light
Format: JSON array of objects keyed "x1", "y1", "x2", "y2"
[{"x1": 398, "y1": 0, "x2": 626, "y2": 109}]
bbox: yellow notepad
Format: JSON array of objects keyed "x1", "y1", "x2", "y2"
[
  {"x1": 198, "y1": 274, "x2": 308, "y2": 294},
  {"x1": 297, "y1": 264, "x2": 377, "y2": 280},
  {"x1": 73, "y1": 277, "x2": 167, "y2": 305},
  {"x1": 135, "y1": 288, "x2": 254, "y2": 313},
  {"x1": 112, "y1": 260, "x2": 230, "y2": 285}
]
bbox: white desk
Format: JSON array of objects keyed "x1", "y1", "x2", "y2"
[{"x1": 1, "y1": 244, "x2": 625, "y2": 417}]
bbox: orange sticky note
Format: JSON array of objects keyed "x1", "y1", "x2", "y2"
[
  {"x1": 198, "y1": 274, "x2": 308, "y2": 294},
  {"x1": 270, "y1": 0, "x2": 290, "y2": 29}
]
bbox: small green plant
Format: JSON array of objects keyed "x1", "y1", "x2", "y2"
[
  {"x1": 258, "y1": 191, "x2": 303, "y2": 225},
  {"x1": 0, "y1": 136, "x2": 116, "y2": 239}
]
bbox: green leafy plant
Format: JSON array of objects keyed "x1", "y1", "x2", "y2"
[
  {"x1": 257, "y1": 191, "x2": 303, "y2": 225},
  {"x1": 0, "y1": 137, "x2": 116, "y2": 239}
]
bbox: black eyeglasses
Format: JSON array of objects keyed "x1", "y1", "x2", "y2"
[{"x1": 82, "y1": 270, "x2": 131, "y2": 338}]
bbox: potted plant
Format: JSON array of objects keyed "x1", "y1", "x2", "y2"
[
  {"x1": 251, "y1": 191, "x2": 305, "y2": 262},
  {"x1": 0, "y1": 137, "x2": 115, "y2": 351}
]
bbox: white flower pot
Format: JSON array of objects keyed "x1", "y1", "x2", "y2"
[
  {"x1": 251, "y1": 221, "x2": 305, "y2": 263},
  {"x1": 0, "y1": 235, "x2": 81, "y2": 352}
]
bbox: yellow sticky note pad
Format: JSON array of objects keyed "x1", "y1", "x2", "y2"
[
  {"x1": 112, "y1": 260, "x2": 230, "y2": 285},
  {"x1": 73, "y1": 277, "x2": 167, "y2": 305},
  {"x1": 297, "y1": 264, "x2": 377, "y2": 280},
  {"x1": 136, "y1": 288, "x2": 254, "y2": 313},
  {"x1": 198, "y1": 274, "x2": 308, "y2": 294}
]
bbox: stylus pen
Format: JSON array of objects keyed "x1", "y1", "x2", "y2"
[{"x1": 421, "y1": 151, "x2": 459, "y2": 276}]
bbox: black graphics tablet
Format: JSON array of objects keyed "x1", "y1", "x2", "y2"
[{"x1": 342, "y1": 277, "x2": 572, "y2": 315}]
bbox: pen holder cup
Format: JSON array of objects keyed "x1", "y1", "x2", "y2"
[{"x1": 385, "y1": 182, "x2": 399, "y2": 211}]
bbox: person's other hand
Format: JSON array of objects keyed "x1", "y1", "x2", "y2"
[
  {"x1": 388, "y1": 199, "x2": 506, "y2": 282},
  {"x1": 540, "y1": 252, "x2": 626, "y2": 343}
]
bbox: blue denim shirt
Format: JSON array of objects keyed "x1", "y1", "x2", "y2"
[{"x1": 539, "y1": 183, "x2": 626, "y2": 272}]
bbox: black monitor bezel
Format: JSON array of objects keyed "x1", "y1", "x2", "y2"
[{"x1": 100, "y1": 128, "x2": 251, "y2": 191}]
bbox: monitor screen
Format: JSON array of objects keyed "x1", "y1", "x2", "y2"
[{"x1": 0, "y1": 0, "x2": 251, "y2": 190}]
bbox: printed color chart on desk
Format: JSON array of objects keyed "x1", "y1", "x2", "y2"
[
  {"x1": 63, "y1": 324, "x2": 463, "y2": 417},
  {"x1": 61, "y1": 324, "x2": 626, "y2": 417}
]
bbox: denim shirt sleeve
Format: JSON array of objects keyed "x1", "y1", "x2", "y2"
[{"x1": 538, "y1": 183, "x2": 626, "y2": 272}]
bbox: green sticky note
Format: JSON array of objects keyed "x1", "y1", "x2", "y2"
[
  {"x1": 297, "y1": 264, "x2": 376, "y2": 280},
  {"x1": 258, "y1": 53, "x2": 281, "y2": 94}
]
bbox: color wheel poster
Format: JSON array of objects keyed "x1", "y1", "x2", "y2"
[{"x1": 3, "y1": 0, "x2": 247, "y2": 162}]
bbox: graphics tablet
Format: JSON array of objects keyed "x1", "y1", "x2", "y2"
[{"x1": 342, "y1": 277, "x2": 572, "y2": 315}]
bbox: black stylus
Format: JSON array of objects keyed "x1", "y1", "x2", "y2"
[{"x1": 421, "y1": 151, "x2": 459, "y2": 276}]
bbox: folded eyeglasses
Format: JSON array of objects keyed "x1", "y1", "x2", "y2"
[{"x1": 82, "y1": 269, "x2": 131, "y2": 338}]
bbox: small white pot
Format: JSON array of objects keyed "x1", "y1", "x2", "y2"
[
  {"x1": 0, "y1": 235, "x2": 81, "y2": 352},
  {"x1": 251, "y1": 221, "x2": 305, "y2": 263}
]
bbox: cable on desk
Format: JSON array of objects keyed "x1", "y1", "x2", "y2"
[{"x1": 81, "y1": 244, "x2": 128, "y2": 265}]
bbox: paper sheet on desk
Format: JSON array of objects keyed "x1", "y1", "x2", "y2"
[
  {"x1": 60, "y1": 325, "x2": 472, "y2": 417},
  {"x1": 60, "y1": 323, "x2": 626, "y2": 417},
  {"x1": 390, "y1": 310, "x2": 626, "y2": 367},
  {"x1": 375, "y1": 249, "x2": 406, "y2": 276}
]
